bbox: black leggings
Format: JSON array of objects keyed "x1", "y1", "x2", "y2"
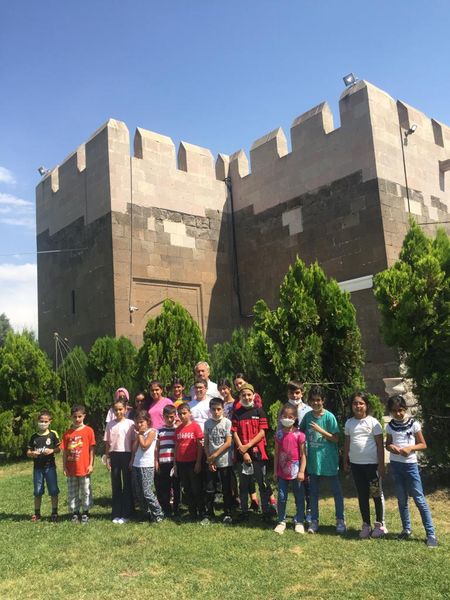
[
  {"x1": 110, "y1": 452, "x2": 133, "y2": 519},
  {"x1": 176, "y1": 461, "x2": 205, "y2": 518},
  {"x1": 350, "y1": 463, "x2": 385, "y2": 525}
]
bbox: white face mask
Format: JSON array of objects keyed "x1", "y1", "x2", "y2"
[
  {"x1": 37, "y1": 422, "x2": 49, "y2": 432},
  {"x1": 288, "y1": 398, "x2": 302, "y2": 406},
  {"x1": 281, "y1": 418, "x2": 295, "y2": 428},
  {"x1": 241, "y1": 400, "x2": 254, "y2": 409}
]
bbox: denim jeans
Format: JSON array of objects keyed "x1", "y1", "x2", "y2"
[
  {"x1": 309, "y1": 474, "x2": 344, "y2": 521},
  {"x1": 277, "y1": 477, "x2": 305, "y2": 523},
  {"x1": 390, "y1": 461, "x2": 435, "y2": 537},
  {"x1": 33, "y1": 465, "x2": 59, "y2": 497}
]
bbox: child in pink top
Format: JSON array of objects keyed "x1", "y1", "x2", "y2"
[
  {"x1": 147, "y1": 380, "x2": 174, "y2": 430},
  {"x1": 274, "y1": 404, "x2": 306, "y2": 534}
]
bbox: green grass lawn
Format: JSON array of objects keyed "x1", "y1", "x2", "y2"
[{"x1": 0, "y1": 457, "x2": 448, "y2": 600}]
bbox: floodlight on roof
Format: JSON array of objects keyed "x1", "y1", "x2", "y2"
[
  {"x1": 343, "y1": 73, "x2": 358, "y2": 87},
  {"x1": 38, "y1": 166, "x2": 50, "y2": 176},
  {"x1": 405, "y1": 124, "x2": 417, "y2": 136}
]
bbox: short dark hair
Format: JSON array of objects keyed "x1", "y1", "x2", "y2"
[
  {"x1": 134, "y1": 410, "x2": 151, "y2": 424},
  {"x1": 194, "y1": 378, "x2": 207, "y2": 388},
  {"x1": 218, "y1": 378, "x2": 232, "y2": 389},
  {"x1": 387, "y1": 394, "x2": 407, "y2": 411},
  {"x1": 287, "y1": 380, "x2": 304, "y2": 392},
  {"x1": 38, "y1": 410, "x2": 52, "y2": 419},
  {"x1": 163, "y1": 404, "x2": 177, "y2": 416},
  {"x1": 171, "y1": 377, "x2": 184, "y2": 387},
  {"x1": 308, "y1": 385, "x2": 325, "y2": 403},
  {"x1": 71, "y1": 404, "x2": 86, "y2": 415},
  {"x1": 209, "y1": 397, "x2": 224, "y2": 409},
  {"x1": 177, "y1": 402, "x2": 191, "y2": 413},
  {"x1": 234, "y1": 373, "x2": 245, "y2": 381}
]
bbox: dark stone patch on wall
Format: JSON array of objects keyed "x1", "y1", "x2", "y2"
[{"x1": 37, "y1": 214, "x2": 115, "y2": 358}]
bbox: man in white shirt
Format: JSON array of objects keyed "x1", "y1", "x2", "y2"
[
  {"x1": 189, "y1": 361, "x2": 220, "y2": 402},
  {"x1": 189, "y1": 379, "x2": 212, "y2": 432}
]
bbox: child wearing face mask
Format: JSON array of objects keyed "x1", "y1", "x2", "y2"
[
  {"x1": 285, "y1": 380, "x2": 312, "y2": 524},
  {"x1": 273, "y1": 405, "x2": 306, "y2": 534},
  {"x1": 27, "y1": 410, "x2": 61, "y2": 522}
]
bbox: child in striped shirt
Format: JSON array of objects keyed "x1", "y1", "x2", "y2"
[{"x1": 155, "y1": 404, "x2": 180, "y2": 518}]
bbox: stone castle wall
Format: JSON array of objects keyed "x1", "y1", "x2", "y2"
[{"x1": 36, "y1": 80, "x2": 450, "y2": 396}]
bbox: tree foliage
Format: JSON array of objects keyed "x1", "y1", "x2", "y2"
[
  {"x1": 373, "y1": 222, "x2": 450, "y2": 467},
  {"x1": 135, "y1": 300, "x2": 209, "y2": 389},
  {"x1": 0, "y1": 331, "x2": 60, "y2": 412},
  {"x1": 0, "y1": 331, "x2": 69, "y2": 458},
  {"x1": 58, "y1": 346, "x2": 89, "y2": 406},
  {"x1": 252, "y1": 258, "x2": 365, "y2": 420},
  {"x1": 84, "y1": 336, "x2": 137, "y2": 435},
  {"x1": 210, "y1": 327, "x2": 259, "y2": 387},
  {"x1": 0, "y1": 313, "x2": 12, "y2": 346}
]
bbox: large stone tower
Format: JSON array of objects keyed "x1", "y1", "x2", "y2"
[{"x1": 36, "y1": 80, "x2": 450, "y2": 396}]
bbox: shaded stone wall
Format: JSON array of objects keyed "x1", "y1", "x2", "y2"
[
  {"x1": 37, "y1": 214, "x2": 115, "y2": 356},
  {"x1": 233, "y1": 171, "x2": 395, "y2": 396},
  {"x1": 112, "y1": 204, "x2": 237, "y2": 347}
]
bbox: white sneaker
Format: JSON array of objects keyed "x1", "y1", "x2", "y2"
[
  {"x1": 371, "y1": 522, "x2": 388, "y2": 538},
  {"x1": 336, "y1": 519, "x2": 346, "y2": 534},
  {"x1": 308, "y1": 520, "x2": 319, "y2": 534},
  {"x1": 120, "y1": 518, "x2": 129, "y2": 524},
  {"x1": 294, "y1": 522, "x2": 305, "y2": 534},
  {"x1": 359, "y1": 522, "x2": 372, "y2": 539},
  {"x1": 274, "y1": 522, "x2": 286, "y2": 535},
  {"x1": 112, "y1": 517, "x2": 121, "y2": 524}
]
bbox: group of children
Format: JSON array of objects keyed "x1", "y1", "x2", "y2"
[{"x1": 27, "y1": 376, "x2": 438, "y2": 547}]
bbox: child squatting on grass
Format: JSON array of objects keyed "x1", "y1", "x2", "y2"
[
  {"x1": 27, "y1": 410, "x2": 61, "y2": 522},
  {"x1": 386, "y1": 395, "x2": 438, "y2": 548},
  {"x1": 344, "y1": 392, "x2": 386, "y2": 539},
  {"x1": 61, "y1": 404, "x2": 96, "y2": 524}
]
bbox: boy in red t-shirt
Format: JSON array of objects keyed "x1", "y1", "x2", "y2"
[
  {"x1": 61, "y1": 405, "x2": 96, "y2": 524},
  {"x1": 232, "y1": 384, "x2": 271, "y2": 521},
  {"x1": 175, "y1": 403, "x2": 207, "y2": 523}
]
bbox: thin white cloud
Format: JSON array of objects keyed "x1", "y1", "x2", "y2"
[
  {"x1": 0, "y1": 192, "x2": 34, "y2": 230},
  {"x1": 0, "y1": 263, "x2": 37, "y2": 332},
  {"x1": 0, "y1": 167, "x2": 16, "y2": 185},
  {"x1": 0, "y1": 192, "x2": 33, "y2": 208},
  {"x1": 0, "y1": 216, "x2": 35, "y2": 228}
]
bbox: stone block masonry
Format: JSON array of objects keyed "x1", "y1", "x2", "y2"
[{"x1": 36, "y1": 80, "x2": 449, "y2": 397}]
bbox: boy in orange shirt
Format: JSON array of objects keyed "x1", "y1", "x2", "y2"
[{"x1": 61, "y1": 405, "x2": 96, "y2": 524}]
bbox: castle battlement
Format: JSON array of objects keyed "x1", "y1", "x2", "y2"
[
  {"x1": 37, "y1": 119, "x2": 231, "y2": 237},
  {"x1": 228, "y1": 80, "x2": 449, "y2": 215},
  {"x1": 37, "y1": 80, "x2": 449, "y2": 236}
]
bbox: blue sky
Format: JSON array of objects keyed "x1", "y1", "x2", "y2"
[{"x1": 0, "y1": 0, "x2": 449, "y2": 332}]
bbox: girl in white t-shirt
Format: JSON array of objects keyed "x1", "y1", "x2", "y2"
[
  {"x1": 104, "y1": 399, "x2": 135, "y2": 523},
  {"x1": 344, "y1": 392, "x2": 386, "y2": 539},
  {"x1": 131, "y1": 411, "x2": 164, "y2": 523},
  {"x1": 386, "y1": 395, "x2": 437, "y2": 547}
]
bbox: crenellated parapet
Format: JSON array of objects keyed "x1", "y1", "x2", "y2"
[
  {"x1": 228, "y1": 80, "x2": 450, "y2": 215},
  {"x1": 37, "y1": 121, "x2": 231, "y2": 237},
  {"x1": 36, "y1": 80, "x2": 450, "y2": 237}
]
